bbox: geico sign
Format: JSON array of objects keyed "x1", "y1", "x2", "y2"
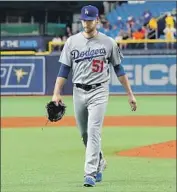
[{"x1": 111, "y1": 64, "x2": 176, "y2": 85}]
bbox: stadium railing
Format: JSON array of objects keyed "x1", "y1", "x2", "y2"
[{"x1": 1, "y1": 39, "x2": 176, "y2": 55}]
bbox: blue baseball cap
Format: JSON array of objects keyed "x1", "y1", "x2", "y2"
[{"x1": 80, "y1": 5, "x2": 99, "y2": 21}]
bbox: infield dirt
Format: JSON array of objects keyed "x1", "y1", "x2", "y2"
[{"x1": 1, "y1": 115, "x2": 176, "y2": 128}]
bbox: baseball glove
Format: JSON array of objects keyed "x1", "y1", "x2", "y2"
[{"x1": 46, "y1": 101, "x2": 66, "y2": 122}]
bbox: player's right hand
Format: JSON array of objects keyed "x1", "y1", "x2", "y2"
[{"x1": 52, "y1": 94, "x2": 62, "y2": 105}]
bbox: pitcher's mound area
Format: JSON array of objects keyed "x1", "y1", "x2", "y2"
[{"x1": 117, "y1": 140, "x2": 176, "y2": 159}]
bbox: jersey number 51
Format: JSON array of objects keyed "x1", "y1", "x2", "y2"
[{"x1": 92, "y1": 59, "x2": 104, "y2": 73}]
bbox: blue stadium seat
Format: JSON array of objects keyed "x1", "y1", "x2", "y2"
[{"x1": 104, "y1": 1, "x2": 175, "y2": 38}]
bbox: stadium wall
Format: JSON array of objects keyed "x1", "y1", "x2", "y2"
[{"x1": 0, "y1": 55, "x2": 176, "y2": 95}]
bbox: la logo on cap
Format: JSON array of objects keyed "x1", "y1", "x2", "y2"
[{"x1": 85, "y1": 9, "x2": 89, "y2": 15}]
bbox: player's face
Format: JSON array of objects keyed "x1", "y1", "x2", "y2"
[{"x1": 81, "y1": 20, "x2": 98, "y2": 33}]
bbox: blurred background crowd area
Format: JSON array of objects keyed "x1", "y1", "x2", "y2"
[{"x1": 0, "y1": 1, "x2": 176, "y2": 53}]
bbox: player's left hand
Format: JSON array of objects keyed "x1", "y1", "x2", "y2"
[{"x1": 128, "y1": 95, "x2": 137, "y2": 111}]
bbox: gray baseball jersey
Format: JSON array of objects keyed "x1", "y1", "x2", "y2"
[{"x1": 59, "y1": 32, "x2": 123, "y2": 84}]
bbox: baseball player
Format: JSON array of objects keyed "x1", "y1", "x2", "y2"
[{"x1": 52, "y1": 5, "x2": 137, "y2": 187}]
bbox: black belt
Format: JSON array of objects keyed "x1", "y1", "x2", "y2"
[{"x1": 75, "y1": 83, "x2": 102, "y2": 91}]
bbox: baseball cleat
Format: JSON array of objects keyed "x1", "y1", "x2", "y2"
[
  {"x1": 96, "y1": 159, "x2": 107, "y2": 182},
  {"x1": 83, "y1": 176, "x2": 96, "y2": 187},
  {"x1": 96, "y1": 172, "x2": 102, "y2": 182}
]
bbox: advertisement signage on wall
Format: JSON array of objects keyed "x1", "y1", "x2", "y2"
[
  {"x1": 0, "y1": 36, "x2": 45, "y2": 51},
  {"x1": 0, "y1": 55, "x2": 176, "y2": 95},
  {"x1": 109, "y1": 55, "x2": 176, "y2": 94},
  {"x1": 0, "y1": 56, "x2": 46, "y2": 95}
]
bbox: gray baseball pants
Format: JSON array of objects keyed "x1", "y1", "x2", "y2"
[{"x1": 73, "y1": 82, "x2": 109, "y2": 177}]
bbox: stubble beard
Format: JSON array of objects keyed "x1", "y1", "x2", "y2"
[{"x1": 84, "y1": 27, "x2": 95, "y2": 34}]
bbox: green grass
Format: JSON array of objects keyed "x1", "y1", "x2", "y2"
[
  {"x1": 1, "y1": 127, "x2": 176, "y2": 192},
  {"x1": 1, "y1": 96, "x2": 176, "y2": 117},
  {"x1": 1, "y1": 96, "x2": 176, "y2": 192}
]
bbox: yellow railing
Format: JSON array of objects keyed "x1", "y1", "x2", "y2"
[
  {"x1": 1, "y1": 39, "x2": 176, "y2": 55},
  {"x1": 48, "y1": 42, "x2": 65, "y2": 53},
  {"x1": 117, "y1": 39, "x2": 177, "y2": 44},
  {"x1": 0, "y1": 51, "x2": 36, "y2": 55}
]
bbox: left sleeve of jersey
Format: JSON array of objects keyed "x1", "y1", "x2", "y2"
[
  {"x1": 110, "y1": 39, "x2": 124, "y2": 66},
  {"x1": 113, "y1": 64, "x2": 126, "y2": 77}
]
